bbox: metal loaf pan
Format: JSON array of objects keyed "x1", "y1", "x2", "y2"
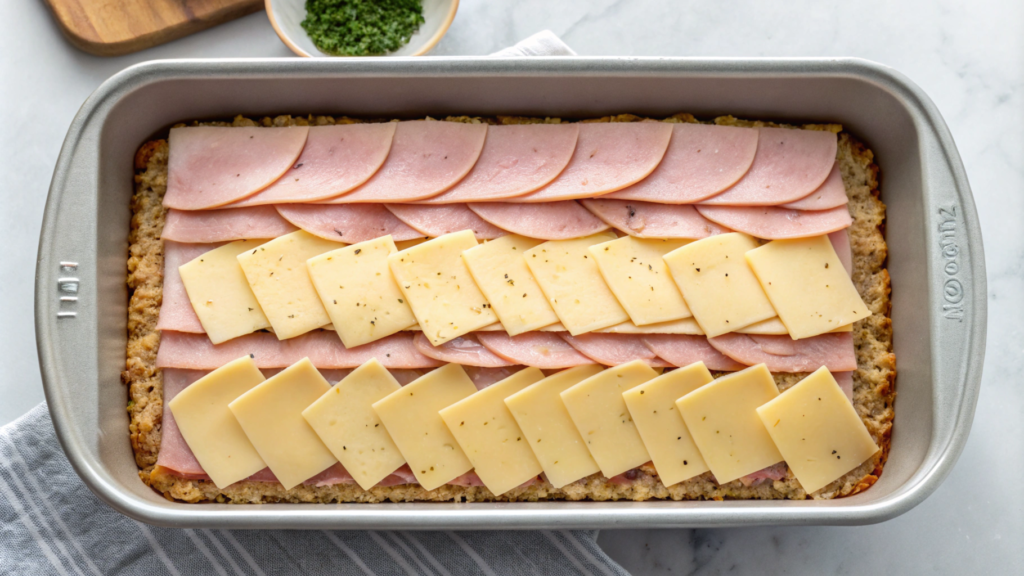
[{"x1": 36, "y1": 57, "x2": 985, "y2": 529}]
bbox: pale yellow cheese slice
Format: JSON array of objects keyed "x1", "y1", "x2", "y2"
[
  {"x1": 745, "y1": 236, "x2": 871, "y2": 340},
  {"x1": 439, "y1": 367, "x2": 545, "y2": 495},
  {"x1": 237, "y1": 230, "x2": 344, "y2": 340},
  {"x1": 301, "y1": 359, "x2": 406, "y2": 491},
  {"x1": 462, "y1": 235, "x2": 559, "y2": 336},
  {"x1": 663, "y1": 232, "x2": 776, "y2": 337},
  {"x1": 307, "y1": 235, "x2": 417, "y2": 348},
  {"x1": 387, "y1": 230, "x2": 498, "y2": 346},
  {"x1": 590, "y1": 237, "x2": 692, "y2": 325},
  {"x1": 738, "y1": 317, "x2": 852, "y2": 335},
  {"x1": 524, "y1": 232, "x2": 629, "y2": 335},
  {"x1": 372, "y1": 363, "x2": 477, "y2": 490},
  {"x1": 228, "y1": 358, "x2": 337, "y2": 489},
  {"x1": 675, "y1": 364, "x2": 783, "y2": 484},
  {"x1": 168, "y1": 356, "x2": 267, "y2": 488},
  {"x1": 596, "y1": 318, "x2": 704, "y2": 335},
  {"x1": 622, "y1": 362, "x2": 713, "y2": 486},
  {"x1": 756, "y1": 367, "x2": 880, "y2": 494},
  {"x1": 504, "y1": 365, "x2": 604, "y2": 488},
  {"x1": 179, "y1": 239, "x2": 271, "y2": 344},
  {"x1": 560, "y1": 360, "x2": 657, "y2": 478}
]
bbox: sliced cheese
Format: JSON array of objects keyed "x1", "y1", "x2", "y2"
[
  {"x1": 439, "y1": 367, "x2": 545, "y2": 495},
  {"x1": 756, "y1": 367, "x2": 880, "y2": 494},
  {"x1": 462, "y1": 235, "x2": 559, "y2": 336},
  {"x1": 167, "y1": 356, "x2": 267, "y2": 488},
  {"x1": 663, "y1": 232, "x2": 776, "y2": 337},
  {"x1": 228, "y1": 358, "x2": 337, "y2": 489},
  {"x1": 590, "y1": 237, "x2": 692, "y2": 325},
  {"x1": 371, "y1": 363, "x2": 477, "y2": 490},
  {"x1": 738, "y1": 316, "x2": 852, "y2": 335},
  {"x1": 178, "y1": 239, "x2": 271, "y2": 344},
  {"x1": 307, "y1": 235, "x2": 417, "y2": 348},
  {"x1": 387, "y1": 230, "x2": 498, "y2": 346},
  {"x1": 622, "y1": 362, "x2": 713, "y2": 486},
  {"x1": 596, "y1": 318, "x2": 704, "y2": 335},
  {"x1": 504, "y1": 365, "x2": 604, "y2": 488},
  {"x1": 675, "y1": 364, "x2": 782, "y2": 484},
  {"x1": 560, "y1": 360, "x2": 656, "y2": 478},
  {"x1": 237, "y1": 230, "x2": 344, "y2": 340},
  {"x1": 745, "y1": 236, "x2": 871, "y2": 339},
  {"x1": 524, "y1": 232, "x2": 629, "y2": 335},
  {"x1": 301, "y1": 358, "x2": 405, "y2": 491}
]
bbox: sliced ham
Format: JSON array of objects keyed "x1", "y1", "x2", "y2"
[
  {"x1": 694, "y1": 205, "x2": 852, "y2": 239},
  {"x1": 467, "y1": 201, "x2": 609, "y2": 240},
  {"x1": 829, "y1": 229, "x2": 853, "y2": 275},
  {"x1": 515, "y1": 122, "x2": 673, "y2": 202},
  {"x1": 698, "y1": 128, "x2": 837, "y2": 206},
  {"x1": 581, "y1": 199, "x2": 727, "y2": 239},
  {"x1": 559, "y1": 333, "x2": 671, "y2": 367},
  {"x1": 155, "y1": 369, "x2": 207, "y2": 476},
  {"x1": 421, "y1": 124, "x2": 580, "y2": 203},
  {"x1": 834, "y1": 371, "x2": 854, "y2": 402},
  {"x1": 275, "y1": 204, "x2": 423, "y2": 243},
  {"x1": 606, "y1": 123, "x2": 759, "y2": 203},
  {"x1": 475, "y1": 332, "x2": 596, "y2": 369},
  {"x1": 228, "y1": 123, "x2": 397, "y2": 205},
  {"x1": 779, "y1": 163, "x2": 847, "y2": 210},
  {"x1": 707, "y1": 332, "x2": 857, "y2": 372},
  {"x1": 412, "y1": 333, "x2": 513, "y2": 368},
  {"x1": 325, "y1": 121, "x2": 487, "y2": 203},
  {"x1": 738, "y1": 462, "x2": 788, "y2": 486},
  {"x1": 161, "y1": 207, "x2": 296, "y2": 243},
  {"x1": 156, "y1": 241, "x2": 215, "y2": 334},
  {"x1": 640, "y1": 335, "x2": 746, "y2": 371},
  {"x1": 464, "y1": 366, "x2": 524, "y2": 390},
  {"x1": 164, "y1": 126, "x2": 309, "y2": 210},
  {"x1": 447, "y1": 472, "x2": 487, "y2": 487},
  {"x1": 385, "y1": 204, "x2": 505, "y2": 239}
]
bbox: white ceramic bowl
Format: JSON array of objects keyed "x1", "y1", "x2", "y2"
[{"x1": 267, "y1": 0, "x2": 458, "y2": 57}]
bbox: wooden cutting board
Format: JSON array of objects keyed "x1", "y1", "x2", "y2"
[{"x1": 43, "y1": 0, "x2": 265, "y2": 56}]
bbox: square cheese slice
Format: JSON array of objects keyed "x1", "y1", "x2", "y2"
[
  {"x1": 675, "y1": 364, "x2": 783, "y2": 484},
  {"x1": 228, "y1": 358, "x2": 337, "y2": 489},
  {"x1": 663, "y1": 232, "x2": 777, "y2": 338},
  {"x1": 756, "y1": 367, "x2": 880, "y2": 494},
  {"x1": 439, "y1": 367, "x2": 545, "y2": 495},
  {"x1": 307, "y1": 235, "x2": 417, "y2": 348},
  {"x1": 590, "y1": 237, "x2": 693, "y2": 325},
  {"x1": 372, "y1": 363, "x2": 477, "y2": 490},
  {"x1": 622, "y1": 362, "x2": 713, "y2": 486},
  {"x1": 301, "y1": 358, "x2": 406, "y2": 491},
  {"x1": 745, "y1": 236, "x2": 871, "y2": 340},
  {"x1": 560, "y1": 360, "x2": 657, "y2": 478},
  {"x1": 524, "y1": 232, "x2": 629, "y2": 336},
  {"x1": 504, "y1": 365, "x2": 604, "y2": 488},
  {"x1": 179, "y1": 239, "x2": 271, "y2": 344},
  {"x1": 237, "y1": 230, "x2": 344, "y2": 340},
  {"x1": 462, "y1": 235, "x2": 559, "y2": 336},
  {"x1": 167, "y1": 356, "x2": 267, "y2": 488},
  {"x1": 387, "y1": 230, "x2": 498, "y2": 346}
]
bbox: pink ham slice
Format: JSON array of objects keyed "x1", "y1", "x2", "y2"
[
  {"x1": 640, "y1": 335, "x2": 746, "y2": 371},
  {"x1": 559, "y1": 333, "x2": 671, "y2": 367},
  {"x1": 161, "y1": 207, "x2": 297, "y2": 243},
  {"x1": 164, "y1": 126, "x2": 309, "y2": 210},
  {"x1": 695, "y1": 205, "x2": 852, "y2": 239},
  {"x1": 475, "y1": 332, "x2": 596, "y2": 369},
  {"x1": 707, "y1": 332, "x2": 857, "y2": 372},
  {"x1": 467, "y1": 201, "x2": 609, "y2": 240},
  {"x1": 385, "y1": 204, "x2": 505, "y2": 239},
  {"x1": 780, "y1": 163, "x2": 847, "y2": 210},
  {"x1": 155, "y1": 369, "x2": 207, "y2": 476},
  {"x1": 698, "y1": 128, "x2": 838, "y2": 206},
  {"x1": 581, "y1": 199, "x2": 727, "y2": 239},
  {"x1": 156, "y1": 241, "x2": 216, "y2": 333},
  {"x1": 514, "y1": 122, "x2": 674, "y2": 202},
  {"x1": 606, "y1": 123, "x2": 759, "y2": 203},
  {"x1": 325, "y1": 121, "x2": 487, "y2": 203},
  {"x1": 464, "y1": 366, "x2": 524, "y2": 390},
  {"x1": 275, "y1": 204, "x2": 423, "y2": 243},
  {"x1": 227, "y1": 123, "x2": 397, "y2": 206},
  {"x1": 829, "y1": 229, "x2": 853, "y2": 275},
  {"x1": 421, "y1": 124, "x2": 580, "y2": 203},
  {"x1": 738, "y1": 462, "x2": 788, "y2": 486},
  {"x1": 834, "y1": 371, "x2": 854, "y2": 402},
  {"x1": 412, "y1": 333, "x2": 513, "y2": 367}
]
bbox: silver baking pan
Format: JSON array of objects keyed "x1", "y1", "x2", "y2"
[{"x1": 35, "y1": 57, "x2": 985, "y2": 529}]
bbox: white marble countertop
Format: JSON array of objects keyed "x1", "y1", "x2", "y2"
[{"x1": 2, "y1": 0, "x2": 1021, "y2": 572}]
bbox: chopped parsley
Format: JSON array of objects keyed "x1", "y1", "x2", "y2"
[{"x1": 302, "y1": 0, "x2": 425, "y2": 56}]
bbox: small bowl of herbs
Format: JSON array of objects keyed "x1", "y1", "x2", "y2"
[{"x1": 267, "y1": 0, "x2": 458, "y2": 57}]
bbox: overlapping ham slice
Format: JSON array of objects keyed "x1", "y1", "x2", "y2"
[
  {"x1": 161, "y1": 207, "x2": 297, "y2": 243},
  {"x1": 640, "y1": 335, "x2": 746, "y2": 371},
  {"x1": 464, "y1": 366, "x2": 524, "y2": 390},
  {"x1": 164, "y1": 126, "x2": 309, "y2": 210},
  {"x1": 467, "y1": 201, "x2": 609, "y2": 240},
  {"x1": 412, "y1": 333, "x2": 513, "y2": 367},
  {"x1": 385, "y1": 204, "x2": 504, "y2": 239},
  {"x1": 829, "y1": 229, "x2": 853, "y2": 275},
  {"x1": 779, "y1": 163, "x2": 848, "y2": 210},
  {"x1": 421, "y1": 124, "x2": 580, "y2": 203},
  {"x1": 275, "y1": 204, "x2": 423, "y2": 243},
  {"x1": 707, "y1": 332, "x2": 857, "y2": 372},
  {"x1": 559, "y1": 333, "x2": 671, "y2": 367},
  {"x1": 581, "y1": 199, "x2": 727, "y2": 239},
  {"x1": 155, "y1": 369, "x2": 207, "y2": 476},
  {"x1": 475, "y1": 332, "x2": 596, "y2": 369},
  {"x1": 834, "y1": 371, "x2": 854, "y2": 402},
  {"x1": 606, "y1": 123, "x2": 759, "y2": 203},
  {"x1": 694, "y1": 204, "x2": 852, "y2": 239},
  {"x1": 514, "y1": 122, "x2": 673, "y2": 202},
  {"x1": 156, "y1": 241, "x2": 216, "y2": 333},
  {"x1": 325, "y1": 121, "x2": 487, "y2": 203}
]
